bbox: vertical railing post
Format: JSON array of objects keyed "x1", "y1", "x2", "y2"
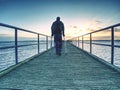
[
  {"x1": 51, "y1": 36, "x2": 52, "y2": 48},
  {"x1": 74, "y1": 38, "x2": 75, "y2": 46},
  {"x1": 38, "y1": 34, "x2": 40, "y2": 54},
  {"x1": 76, "y1": 38, "x2": 77, "y2": 46},
  {"x1": 46, "y1": 36, "x2": 48, "y2": 50},
  {"x1": 78, "y1": 37, "x2": 79, "y2": 47},
  {"x1": 82, "y1": 35, "x2": 84, "y2": 50},
  {"x1": 74, "y1": 38, "x2": 75, "y2": 45},
  {"x1": 73, "y1": 38, "x2": 74, "y2": 45},
  {"x1": 111, "y1": 27, "x2": 114, "y2": 65},
  {"x1": 73, "y1": 39, "x2": 74, "y2": 45},
  {"x1": 90, "y1": 33, "x2": 92, "y2": 54},
  {"x1": 15, "y1": 28, "x2": 18, "y2": 64},
  {"x1": 71, "y1": 39, "x2": 72, "y2": 44}
]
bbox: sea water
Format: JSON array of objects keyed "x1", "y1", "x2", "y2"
[
  {"x1": 0, "y1": 41, "x2": 52, "y2": 71},
  {"x1": 0, "y1": 40, "x2": 120, "y2": 71},
  {"x1": 78, "y1": 40, "x2": 120, "y2": 67}
]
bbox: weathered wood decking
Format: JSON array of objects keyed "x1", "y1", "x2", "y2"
[{"x1": 0, "y1": 42, "x2": 120, "y2": 90}]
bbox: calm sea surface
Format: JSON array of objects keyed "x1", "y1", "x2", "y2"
[
  {"x1": 0, "y1": 41, "x2": 52, "y2": 71},
  {"x1": 0, "y1": 40, "x2": 120, "y2": 71},
  {"x1": 78, "y1": 40, "x2": 120, "y2": 67}
]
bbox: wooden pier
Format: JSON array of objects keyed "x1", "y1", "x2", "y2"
[{"x1": 0, "y1": 42, "x2": 120, "y2": 90}]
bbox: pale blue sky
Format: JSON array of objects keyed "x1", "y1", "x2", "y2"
[{"x1": 0, "y1": 0, "x2": 120, "y2": 38}]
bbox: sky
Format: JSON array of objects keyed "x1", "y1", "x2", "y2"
[{"x1": 0, "y1": 0, "x2": 120, "y2": 39}]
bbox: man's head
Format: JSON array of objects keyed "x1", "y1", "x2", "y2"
[{"x1": 56, "y1": 17, "x2": 60, "y2": 21}]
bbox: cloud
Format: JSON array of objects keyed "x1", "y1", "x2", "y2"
[
  {"x1": 69, "y1": 25, "x2": 78, "y2": 29},
  {"x1": 87, "y1": 28, "x2": 95, "y2": 32},
  {"x1": 115, "y1": 27, "x2": 120, "y2": 32},
  {"x1": 0, "y1": 34, "x2": 8, "y2": 36},
  {"x1": 95, "y1": 20, "x2": 102, "y2": 23},
  {"x1": 73, "y1": 26, "x2": 78, "y2": 29}
]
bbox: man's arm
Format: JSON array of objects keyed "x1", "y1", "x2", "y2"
[
  {"x1": 61, "y1": 22, "x2": 65, "y2": 36},
  {"x1": 51, "y1": 23, "x2": 54, "y2": 36}
]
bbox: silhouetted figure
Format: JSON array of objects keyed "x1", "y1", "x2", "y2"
[{"x1": 51, "y1": 17, "x2": 65, "y2": 56}]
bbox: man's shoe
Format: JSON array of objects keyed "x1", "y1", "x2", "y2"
[{"x1": 58, "y1": 53, "x2": 61, "y2": 56}]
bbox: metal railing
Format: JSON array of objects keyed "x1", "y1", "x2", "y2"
[
  {"x1": 69, "y1": 23, "x2": 120, "y2": 66},
  {"x1": 0, "y1": 23, "x2": 53, "y2": 70}
]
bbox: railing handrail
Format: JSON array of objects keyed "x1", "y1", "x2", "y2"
[
  {"x1": 0, "y1": 23, "x2": 50, "y2": 37},
  {"x1": 70, "y1": 23, "x2": 120, "y2": 66},
  {"x1": 0, "y1": 23, "x2": 53, "y2": 68},
  {"x1": 69, "y1": 23, "x2": 120, "y2": 40},
  {"x1": 82, "y1": 23, "x2": 120, "y2": 36}
]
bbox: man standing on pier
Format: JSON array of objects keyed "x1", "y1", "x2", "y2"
[{"x1": 51, "y1": 17, "x2": 65, "y2": 56}]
